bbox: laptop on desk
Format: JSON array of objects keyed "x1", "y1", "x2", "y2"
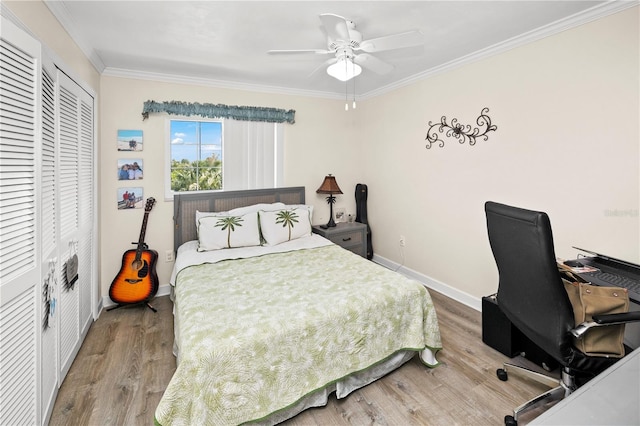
[{"x1": 570, "y1": 247, "x2": 640, "y2": 304}]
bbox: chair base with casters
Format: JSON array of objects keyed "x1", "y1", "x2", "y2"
[{"x1": 497, "y1": 363, "x2": 576, "y2": 426}]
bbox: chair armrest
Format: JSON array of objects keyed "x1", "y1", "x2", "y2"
[
  {"x1": 571, "y1": 311, "x2": 640, "y2": 339},
  {"x1": 593, "y1": 311, "x2": 640, "y2": 325}
]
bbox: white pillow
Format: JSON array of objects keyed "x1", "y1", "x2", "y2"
[
  {"x1": 197, "y1": 211, "x2": 260, "y2": 251},
  {"x1": 229, "y1": 202, "x2": 286, "y2": 216},
  {"x1": 259, "y1": 208, "x2": 312, "y2": 246},
  {"x1": 196, "y1": 209, "x2": 220, "y2": 223},
  {"x1": 196, "y1": 203, "x2": 285, "y2": 223}
]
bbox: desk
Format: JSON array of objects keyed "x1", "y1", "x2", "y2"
[{"x1": 531, "y1": 346, "x2": 640, "y2": 425}]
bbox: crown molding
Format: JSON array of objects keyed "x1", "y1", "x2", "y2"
[
  {"x1": 44, "y1": 0, "x2": 105, "y2": 73},
  {"x1": 101, "y1": 67, "x2": 340, "y2": 99},
  {"x1": 44, "y1": 0, "x2": 638, "y2": 101},
  {"x1": 360, "y1": 0, "x2": 639, "y2": 100}
]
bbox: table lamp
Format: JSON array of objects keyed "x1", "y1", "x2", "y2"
[{"x1": 316, "y1": 174, "x2": 343, "y2": 228}]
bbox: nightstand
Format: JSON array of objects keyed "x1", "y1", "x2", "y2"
[{"x1": 312, "y1": 222, "x2": 367, "y2": 258}]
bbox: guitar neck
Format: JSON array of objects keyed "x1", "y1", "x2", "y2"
[
  {"x1": 134, "y1": 213, "x2": 150, "y2": 259},
  {"x1": 134, "y1": 198, "x2": 155, "y2": 261}
]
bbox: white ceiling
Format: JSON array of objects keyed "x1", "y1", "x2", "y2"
[{"x1": 44, "y1": 1, "x2": 631, "y2": 99}]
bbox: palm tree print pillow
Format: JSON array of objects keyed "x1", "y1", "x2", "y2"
[
  {"x1": 196, "y1": 203, "x2": 286, "y2": 222},
  {"x1": 259, "y1": 208, "x2": 312, "y2": 246},
  {"x1": 197, "y1": 211, "x2": 261, "y2": 251}
]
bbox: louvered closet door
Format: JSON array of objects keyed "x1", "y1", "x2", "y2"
[
  {"x1": 77, "y1": 81, "x2": 94, "y2": 334},
  {"x1": 0, "y1": 16, "x2": 42, "y2": 425},
  {"x1": 57, "y1": 70, "x2": 94, "y2": 379},
  {"x1": 40, "y1": 58, "x2": 59, "y2": 422}
]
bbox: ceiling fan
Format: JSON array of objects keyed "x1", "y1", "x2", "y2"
[{"x1": 268, "y1": 13, "x2": 423, "y2": 81}]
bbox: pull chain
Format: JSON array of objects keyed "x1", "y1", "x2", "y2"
[
  {"x1": 344, "y1": 54, "x2": 349, "y2": 111},
  {"x1": 352, "y1": 65, "x2": 357, "y2": 109}
]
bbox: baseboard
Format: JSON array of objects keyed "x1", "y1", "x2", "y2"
[
  {"x1": 101, "y1": 284, "x2": 172, "y2": 311},
  {"x1": 372, "y1": 254, "x2": 482, "y2": 312},
  {"x1": 95, "y1": 298, "x2": 103, "y2": 319}
]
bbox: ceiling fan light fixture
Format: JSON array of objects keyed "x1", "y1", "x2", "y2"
[{"x1": 327, "y1": 58, "x2": 362, "y2": 81}]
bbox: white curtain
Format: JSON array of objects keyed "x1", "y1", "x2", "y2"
[{"x1": 223, "y1": 119, "x2": 284, "y2": 190}]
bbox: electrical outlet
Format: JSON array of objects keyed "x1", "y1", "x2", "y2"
[
  {"x1": 399, "y1": 235, "x2": 406, "y2": 247},
  {"x1": 165, "y1": 250, "x2": 175, "y2": 263}
]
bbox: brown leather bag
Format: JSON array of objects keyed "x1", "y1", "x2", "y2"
[{"x1": 563, "y1": 280, "x2": 628, "y2": 358}]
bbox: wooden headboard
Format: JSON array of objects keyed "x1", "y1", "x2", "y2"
[{"x1": 173, "y1": 186, "x2": 305, "y2": 252}]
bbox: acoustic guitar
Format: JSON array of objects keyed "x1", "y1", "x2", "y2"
[{"x1": 109, "y1": 197, "x2": 159, "y2": 311}]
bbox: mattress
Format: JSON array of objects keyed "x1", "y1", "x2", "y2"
[{"x1": 155, "y1": 235, "x2": 441, "y2": 425}]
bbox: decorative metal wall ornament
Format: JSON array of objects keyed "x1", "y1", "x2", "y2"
[{"x1": 425, "y1": 107, "x2": 497, "y2": 149}]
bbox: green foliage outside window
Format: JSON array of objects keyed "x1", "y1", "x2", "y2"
[
  {"x1": 170, "y1": 156, "x2": 222, "y2": 192},
  {"x1": 170, "y1": 120, "x2": 222, "y2": 193}
]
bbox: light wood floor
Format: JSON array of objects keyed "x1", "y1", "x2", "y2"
[{"x1": 49, "y1": 290, "x2": 555, "y2": 425}]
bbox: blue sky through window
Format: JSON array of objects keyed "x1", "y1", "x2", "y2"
[{"x1": 170, "y1": 120, "x2": 222, "y2": 163}]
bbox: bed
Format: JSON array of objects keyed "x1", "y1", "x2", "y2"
[{"x1": 155, "y1": 187, "x2": 442, "y2": 425}]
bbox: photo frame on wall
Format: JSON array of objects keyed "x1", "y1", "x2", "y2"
[
  {"x1": 117, "y1": 187, "x2": 143, "y2": 210},
  {"x1": 117, "y1": 129, "x2": 143, "y2": 151},
  {"x1": 117, "y1": 159, "x2": 143, "y2": 180}
]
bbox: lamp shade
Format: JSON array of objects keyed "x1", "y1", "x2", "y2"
[
  {"x1": 327, "y1": 58, "x2": 362, "y2": 82},
  {"x1": 316, "y1": 174, "x2": 343, "y2": 194}
]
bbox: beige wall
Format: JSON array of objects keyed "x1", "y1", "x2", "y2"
[
  {"x1": 5, "y1": 1, "x2": 639, "y2": 307},
  {"x1": 359, "y1": 6, "x2": 639, "y2": 303},
  {"x1": 99, "y1": 78, "x2": 361, "y2": 296}
]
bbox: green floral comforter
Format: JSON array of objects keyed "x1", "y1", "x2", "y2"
[{"x1": 155, "y1": 244, "x2": 441, "y2": 425}]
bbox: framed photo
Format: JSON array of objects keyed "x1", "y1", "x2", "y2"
[
  {"x1": 335, "y1": 207, "x2": 346, "y2": 223},
  {"x1": 117, "y1": 187, "x2": 143, "y2": 210},
  {"x1": 117, "y1": 159, "x2": 143, "y2": 180},
  {"x1": 117, "y1": 129, "x2": 143, "y2": 152}
]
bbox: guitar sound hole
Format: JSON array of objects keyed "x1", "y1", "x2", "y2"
[
  {"x1": 130, "y1": 259, "x2": 149, "y2": 278},
  {"x1": 137, "y1": 260, "x2": 149, "y2": 278}
]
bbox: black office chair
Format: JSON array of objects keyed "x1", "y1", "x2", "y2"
[{"x1": 485, "y1": 201, "x2": 640, "y2": 426}]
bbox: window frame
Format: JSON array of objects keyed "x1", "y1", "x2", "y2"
[
  {"x1": 164, "y1": 117, "x2": 224, "y2": 200},
  {"x1": 165, "y1": 117, "x2": 285, "y2": 201}
]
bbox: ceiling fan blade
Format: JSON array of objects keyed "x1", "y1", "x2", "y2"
[
  {"x1": 358, "y1": 30, "x2": 423, "y2": 53},
  {"x1": 319, "y1": 13, "x2": 350, "y2": 43},
  {"x1": 354, "y1": 53, "x2": 394, "y2": 75},
  {"x1": 268, "y1": 49, "x2": 332, "y2": 55}
]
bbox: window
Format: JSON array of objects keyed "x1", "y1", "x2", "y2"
[
  {"x1": 169, "y1": 119, "x2": 223, "y2": 193},
  {"x1": 166, "y1": 118, "x2": 283, "y2": 199}
]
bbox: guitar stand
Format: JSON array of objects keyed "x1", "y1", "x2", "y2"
[{"x1": 107, "y1": 302, "x2": 157, "y2": 313}]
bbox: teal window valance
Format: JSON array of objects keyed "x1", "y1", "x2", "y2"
[{"x1": 141, "y1": 100, "x2": 295, "y2": 124}]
